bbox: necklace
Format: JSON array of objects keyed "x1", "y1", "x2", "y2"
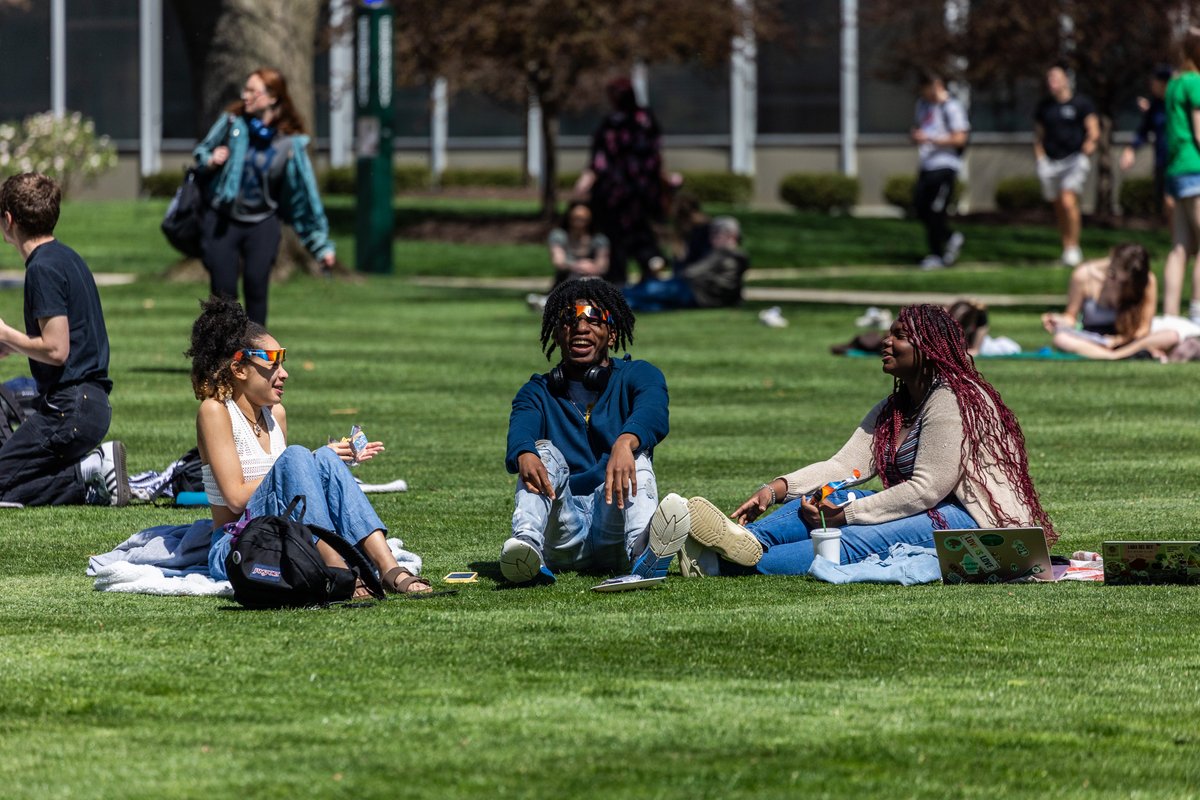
[
  {"x1": 569, "y1": 400, "x2": 593, "y2": 425},
  {"x1": 235, "y1": 403, "x2": 263, "y2": 436}
]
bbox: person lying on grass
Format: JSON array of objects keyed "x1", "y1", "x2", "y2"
[
  {"x1": 675, "y1": 303, "x2": 1056, "y2": 577},
  {"x1": 500, "y1": 277, "x2": 688, "y2": 584},
  {"x1": 187, "y1": 296, "x2": 430, "y2": 594},
  {"x1": 1041, "y1": 242, "x2": 1195, "y2": 361}
]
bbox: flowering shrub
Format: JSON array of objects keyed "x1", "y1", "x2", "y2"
[{"x1": 0, "y1": 111, "x2": 117, "y2": 196}]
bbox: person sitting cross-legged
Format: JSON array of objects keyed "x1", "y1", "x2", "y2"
[
  {"x1": 500, "y1": 277, "x2": 687, "y2": 584},
  {"x1": 677, "y1": 304, "x2": 1057, "y2": 578}
]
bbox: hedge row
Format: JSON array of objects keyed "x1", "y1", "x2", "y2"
[{"x1": 142, "y1": 163, "x2": 1160, "y2": 217}]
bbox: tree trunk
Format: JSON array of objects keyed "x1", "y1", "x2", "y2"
[
  {"x1": 539, "y1": 105, "x2": 560, "y2": 222},
  {"x1": 1094, "y1": 113, "x2": 1115, "y2": 223}
]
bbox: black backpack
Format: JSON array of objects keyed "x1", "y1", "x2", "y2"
[
  {"x1": 161, "y1": 167, "x2": 205, "y2": 258},
  {"x1": 225, "y1": 496, "x2": 386, "y2": 608},
  {"x1": 169, "y1": 447, "x2": 204, "y2": 496}
]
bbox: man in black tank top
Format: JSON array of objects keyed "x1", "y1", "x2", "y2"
[{"x1": 0, "y1": 173, "x2": 128, "y2": 506}]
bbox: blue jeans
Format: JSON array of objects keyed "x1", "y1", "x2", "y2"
[
  {"x1": 741, "y1": 489, "x2": 978, "y2": 576},
  {"x1": 208, "y1": 445, "x2": 386, "y2": 580},
  {"x1": 623, "y1": 276, "x2": 696, "y2": 312},
  {"x1": 511, "y1": 440, "x2": 658, "y2": 573}
]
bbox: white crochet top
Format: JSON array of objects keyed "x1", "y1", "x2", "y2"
[{"x1": 201, "y1": 398, "x2": 286, "y2": 507}]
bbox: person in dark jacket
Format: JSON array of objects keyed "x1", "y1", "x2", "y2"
[
  {"x1": 500, "y1": 278, "x2": 686, "y2": 584},
  {"x1": 622, "y1": 217, "x2": 749, "y2": 312}
]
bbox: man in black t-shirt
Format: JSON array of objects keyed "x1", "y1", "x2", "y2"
[
  {"x1": 1034, "y1": 65, "x2": 1099, "y2": 267},
  {"x1": 0, "y1": 173, "x2": 128, "y2": 506}
]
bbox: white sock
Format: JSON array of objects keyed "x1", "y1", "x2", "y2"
[
  {"x1": 1189, "y1": 301, "x2": 1200, "y2": 320},
  {"x1": 78, "y1": 449, "x2": 103, "y2": 482}
]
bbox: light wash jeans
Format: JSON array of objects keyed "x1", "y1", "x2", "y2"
[
  {"x1": 512, "y1": 440, "x2": 658, "y2": 573},
  {"x1": 738, "y1": 489, "x2": 978, "y2": 576},
  {"x1": 208, "y1": 445, "x2": 386, "y2": 580}
]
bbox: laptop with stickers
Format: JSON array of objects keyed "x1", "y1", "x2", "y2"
[
  {"x1": 1102, "y1": 541, "x2": 1200, "y2": 585},
  {"x1": 933, "y1": 528, "x2": 1057, "y2": 584}
]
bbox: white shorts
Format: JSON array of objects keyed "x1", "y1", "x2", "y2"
[{"x1": 1038, "y1": 153, "x2": 1090, "y2": 200}]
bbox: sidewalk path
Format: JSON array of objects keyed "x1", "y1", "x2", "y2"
[
  {"x1": 408, "y1": 272, "x2": 1060, "y2": 308},
  {"x1": 0, "y1": 270, "x2": 137, "y2": 288}
]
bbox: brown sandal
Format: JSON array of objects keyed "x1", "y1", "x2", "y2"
[{"x1": 382, "y1": 566, "x2": 432, "y2": 594}]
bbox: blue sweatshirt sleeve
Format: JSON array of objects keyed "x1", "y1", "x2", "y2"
[
  {"x1": 505, "y1": 379, "x2": 546, "y2": 474},
  {"x1": 618, "y1": 361, "x2": 669, "y2": 450}
]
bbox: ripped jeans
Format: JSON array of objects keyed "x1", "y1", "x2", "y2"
[{"x1": 511, "y1": 440, "x2": 658, "y2": 573}]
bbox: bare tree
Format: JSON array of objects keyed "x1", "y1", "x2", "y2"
[
  {"x1": 863, "y1": 0, "x2": 1200, "y2": 217},
  {"x1": 394, "y1": 0, "x2": 780, "y2": 219}
]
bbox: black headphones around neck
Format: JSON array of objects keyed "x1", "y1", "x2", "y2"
[{"x1": 547, "y1": 362, "x2": 611, "y2": 396}]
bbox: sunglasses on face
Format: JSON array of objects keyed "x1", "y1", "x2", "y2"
[
  {"x1": 235, "y1": 348, "x2": 286, "y2": 368},
  {"x1": 559, "y1": 304, "x2": 612, "y2": 327}
]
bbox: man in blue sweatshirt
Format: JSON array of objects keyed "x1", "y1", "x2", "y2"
[{"x1": 501, "y1": 277, "x2": 687, "y2": 583}]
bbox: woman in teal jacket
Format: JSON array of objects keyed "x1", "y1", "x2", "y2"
[{"x1": 193, "y1": 67, "x2": 334, "y2": 325}]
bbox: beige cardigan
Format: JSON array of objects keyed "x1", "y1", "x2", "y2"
[{"x1": 777, "y1": 383, "x2": 1036, "y2": 528}]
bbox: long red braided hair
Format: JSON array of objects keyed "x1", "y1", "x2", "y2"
[{"x1": 870, "y1": 304, "x2": 1057, "y2": 543}]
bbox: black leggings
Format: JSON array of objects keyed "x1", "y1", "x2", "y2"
[
  {"x1": 200, "y1": 209, "x2": 282, "y2": 325},
  {"x1": 913, "y1": 168, "x2": 957, "y2": 258}
]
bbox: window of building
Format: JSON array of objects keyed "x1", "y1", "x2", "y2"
[
  {"x1": 757, "y1": 0, "x2": 841, "y2": 135},
  {"x1": 0, "y1": 3, "x2": 51, "y2": 123}
]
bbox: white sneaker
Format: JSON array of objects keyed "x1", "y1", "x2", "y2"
[
  {"x1": 685, "y1": 497, "x2": 763, "y2": 566},
  {"x1": 919, "y1": 254, "x2": 946, "y2": 271},
  {"x1": 1062, "y1": 246, "x2": 1083, "y2": 267},
  {"x1": 630, "y1": 493, "x2": 690, "y2": 578},
  {"x1": 1188, "y1": 302, "x2": 1200, "y2": 326},
  {"x1": 525, "y1": 293, "x2": 547, "y2": 312},
  {"x1": 942, "y1": 232, "x2": 965, "y2": 266},
  {"x1": 678, "y1": 536, "x2": 721, "y2": 578},
  {"x1": 758, "y1": 306, "x2": 788, "y2": 328},
  {"x1": 499, "y1": 537, "x2": 551, "y2": 583},
  {"x1": 87, "y1": 441, "x2": 130, "y2": 507}
]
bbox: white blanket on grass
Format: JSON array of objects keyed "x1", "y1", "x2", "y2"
[{"x1": 88, "y1": 519, "x2": 422, "y2": 597}]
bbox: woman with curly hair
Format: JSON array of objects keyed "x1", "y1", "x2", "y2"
[
  {"x1": 193, "y1": 67, "x2": 335, "y2": 326},
  {"x1": 680, "y1": 303, "x2": 1056, "y2": 577},
  {"x1": 187, "y1": 296, "x2": 429, "y2": 593}
]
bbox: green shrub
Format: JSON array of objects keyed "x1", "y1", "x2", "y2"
[
  {"x1": 680, "y1": 171, "x2": 754, "y2": 205},
  {"x1": 141, "y1": 167, "x2": 192, "y2": 198},
  {"x1": 318, "y1": 164, "x2": 431, "y2": 195},
  {"x1": 439, "y1": 167, "x2": 527, "y2": 188},
  {"x1": 321, "y1": 165, "x2": 356, "y2": 195},
  {"x1": 994, "y1": 176, "x2": 1043, "y2": 212},
  {"x1": 393, "y1": 164, "x2": 430, "y2": 192},
  {"x1": 778, "y1": 172, "x2": 859, "y2": 214},
  {"x1": 1119, "y1": 176, "x2": 1159, "y2": 217},
  {"x1": 883, "y1": 173, "x2": 965, "y2": 217},
  {"x1": 557, "y1": 170, "x2": 581, "y2": 190}
]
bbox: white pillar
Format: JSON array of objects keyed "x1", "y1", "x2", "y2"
[
  {"x1": 526, "y1": 89, "x2": 543, "y2": 186},
  {"x1": 730, "y1": 0, "x2": 757, "y2": 176},
  {"x1": 138, "y1": 0, "x2": 162, "y2": 177},
  {"x1": 50, "y1": 0, "x2": 66, "y2": 117},
  {"x1": 839, "y1": 0, "x2": 858, "y2": 177},
  {"x1": 945, "y1": 0, "x2": 970, "y2": 211},
  {"x1": 329, "y1": 0, "x2": 355, "y2": 168},
  {"x1": 632, "y1": 62, "x2": 649, "y2": 107},
  {"x1": 431, "y1": 76, "x2": 448, "y2": 180}
]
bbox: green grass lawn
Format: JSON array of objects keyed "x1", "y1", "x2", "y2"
[{"x1": 1, "y1": 202, "x2": 1198, "y2": 799}]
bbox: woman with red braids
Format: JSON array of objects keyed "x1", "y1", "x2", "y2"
[{"x1": 680, "y1": 304, "x2": 1056, "y2": 576}]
